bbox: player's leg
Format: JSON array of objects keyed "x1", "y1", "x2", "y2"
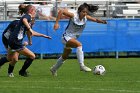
[
  {"x1": 0, "y1": 36, "x2": 10, "y2": 67},
  {"x1": 50, "y1": 36, "x2": 73, "y2": 76},
  {"x1": 66, "y1": 38, "x2": 91, "y2": 72},
  {"x1": 50, "y1": 47, "x2": 72, "y2": 76},
  {"x1": 18, "y1": 47, "x2": 35, "y2": 77},
  {"x1": 0, "y1": 57, "x2": 9, "y2": 67},
  {"x1": 7, "y1": 52, "x2": 19, "y2": 77}
]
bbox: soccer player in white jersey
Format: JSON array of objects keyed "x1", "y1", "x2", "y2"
[{"x1": 50, "y1": 3, "x2": 107, "y2": 76}]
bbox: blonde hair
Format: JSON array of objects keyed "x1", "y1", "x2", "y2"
[{"x1": 25, "y1": 5, "x2": 35, "y2": 14}]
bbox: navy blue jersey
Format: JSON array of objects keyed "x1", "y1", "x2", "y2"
[
  {"x1": 8, "y1": 14, "x2": 32, "y2": 50},
  {"x1": 9, "y1": 14, "x2": 31, "y2": 41},
  {"x1": 2, "y1": 20, "x2": 19, "y2": 39},
  {"x1": 2, "y1": 20, "x2": 19, "y2": 49}
]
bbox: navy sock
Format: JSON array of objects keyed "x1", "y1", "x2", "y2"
[
  {"x1": 0, "y1": 57, "x2": 9, "y2": 66},
  {"x1": 20, "y1": 58, "x2": 33, "y2": 72},
  {"x1": 8, "y1": 64, "x2": 14, "y2": 73}
]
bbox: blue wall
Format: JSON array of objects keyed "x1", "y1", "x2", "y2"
[{"x1": 0, "y1": 19, "x2": 140, "y2": 54}]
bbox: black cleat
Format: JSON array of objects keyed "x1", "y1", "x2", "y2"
[{"x1": 19, "y1": 71, "x2": 29, "y2": 77}]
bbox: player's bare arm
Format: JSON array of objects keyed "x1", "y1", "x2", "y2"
[
  {"x1": 32, "y1": 31, "x2": 52, "y2": 39},
  {"x1": 23, "y1": 18, "x2": 33, "y2": 34},
  {"x1": 54, "y1": 9, "x2": 74, "y2": 30},
  {"x1": 86, "y1": 15, "x2": 107, "y2": 24}
]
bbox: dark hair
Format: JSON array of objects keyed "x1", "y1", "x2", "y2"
[
  {"x1": 88, "y1": 4, "x2": 99, "y2": 13},
  {"x1": 78, "y1": 3, "x2": 99, "y2": 14},
  {"x1": 18, "y1": 4, "x2": 26, "y2": 15}
]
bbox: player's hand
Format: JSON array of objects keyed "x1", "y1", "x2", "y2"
[
  {"x1": 102, "y1": 20, "x2": 107, "y2": 24},
  {"x1": 45, "y1": 36, "x2": 52, "y2": 39},
  {"x1": 54, "y1": 23, "x2": 59, "y2": 31},
  {"x1": 23, "y1": 41, "x2": 28, "y2": 46}
]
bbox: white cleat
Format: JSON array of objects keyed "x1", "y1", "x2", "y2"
[
  {"x1": 8, "y1": 73, "x2": 14, "y2": 77},
  {"x1": 50, "y1": 68, "x2": 57, "y2": 76},
  {"x1": 80, "y1": 66, "x2": 91, "y2": 72}
]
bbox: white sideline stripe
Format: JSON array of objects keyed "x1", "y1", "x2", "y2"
[
  {"x1": 0, "y1": 86, "x2": 140, "y2": 93},
  {"x1": 1, "y1": 80, "x2": 140, "y2": 83},
  {"x1": 98, "y1": 89, "x2": 140, "y2": 93}
]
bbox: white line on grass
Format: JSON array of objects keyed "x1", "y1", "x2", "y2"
[
  {"x1": 98, "y1": 89, "x2": 140, "y2": 93},
  {"x1": 0, "y1": 86, "x2": 140, "y2": 93}
]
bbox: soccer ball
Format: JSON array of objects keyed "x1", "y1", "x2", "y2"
[{"x1": 93, "y1": 65, "x2": 106, "y2": 75}]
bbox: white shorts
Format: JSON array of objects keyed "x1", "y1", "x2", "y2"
[{"x1": 62, "y1": 35, "x2": 72, "y2": 45}]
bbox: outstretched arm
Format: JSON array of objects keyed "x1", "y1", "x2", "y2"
[
  {"x1": 26, "y1": 30, "x2": 51, "y2": 46},
  {"x1": 32, "y1": 31, "x2": 51, "y2": 39},
  {"x1": 86, "y1": 15, "x2": 107, "y2": 24},
  {"x1": 54, "y1": 9, "x2": 74, "y2": 30}
]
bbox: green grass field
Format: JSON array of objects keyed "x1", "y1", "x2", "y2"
[{"x1": 0, "y1": 58, "x2": 140, "y2": 93}]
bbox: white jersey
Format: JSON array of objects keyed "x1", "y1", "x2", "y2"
[{"x1": 63, "y1": 13, "x2": 87, "y2": 39}]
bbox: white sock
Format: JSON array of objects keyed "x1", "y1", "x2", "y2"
[
  {"x1": 52, "y1": 56, "x2": 64, "y2": 71},
  {"x1": 76, "y1": 46, "x2": 84, "y2": 67}
]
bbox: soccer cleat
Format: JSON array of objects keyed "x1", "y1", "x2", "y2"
[
  {"x1": 80, "y1": 66, "x2": 91, "y2": 72},
  {"x1": 19, "y1": 71, "x2": 29, "y2": 77},
  {"x1": 8, "y1": 73, "x2": 14, "y2": 77},
  {"x1": 50, "y1": 67, "x2": 57, "y2": 76}
]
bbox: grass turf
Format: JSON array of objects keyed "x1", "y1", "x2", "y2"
[{"x1": 0, "y1": 58, "x2": 140, "y2": 93}]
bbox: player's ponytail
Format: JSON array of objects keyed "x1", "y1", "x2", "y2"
[
  {"x1": 88, "y1": 4, "x2": 99, "y2": 13},
  {"x1": 18, "y1": 4, "x2": 26, "y2": 15}
]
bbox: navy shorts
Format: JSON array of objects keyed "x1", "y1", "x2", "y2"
[{"x1": 8, "y1": 38, "x2": 24, "y2": 51}]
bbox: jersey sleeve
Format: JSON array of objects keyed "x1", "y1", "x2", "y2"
[
  {"x1": 22, "y1": 14, "x2": 31, "y2": 23},
  {"x1": 21, "y1": 14, "x2": 32, "y2": 30}
]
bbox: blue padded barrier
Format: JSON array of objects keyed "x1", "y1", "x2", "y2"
[{"x1": 0, "y1": 19, "x2": 140, "y2": 54}]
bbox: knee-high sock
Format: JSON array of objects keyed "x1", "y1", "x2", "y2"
[
  {"x1": 52, "y1": 56, "x2": 64, "y2": 71},
  {"x1": 20, "y1": 58, "x2": 33, "y2": 72},
  {"x1": 8, "y1": 64, "x2": 14, "y2": 73},
  {"x1": 76, "y1": 46, "x2": 84, "y2": 66},
  {"x1": 0, "y1": 57, "x2": 9, "y2": 66}
]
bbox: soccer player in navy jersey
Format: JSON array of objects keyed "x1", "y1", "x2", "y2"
[
  {"x1": 0, "y1": 4, "x2": 51, "y2": 77},
  {"x1": 8, "y1": 5, "x2": 51, "y2": 77},
  {"x1": 0, "y1": 4, "x2": 27, "y2": 77}
]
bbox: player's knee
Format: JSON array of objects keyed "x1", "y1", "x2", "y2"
[
  {"x1": 30, "y1": 54, "x2": 36, "y2": 60},
  {"x1": 77, "y1": 46, "x2": 82, "y2": 50},
  {"x1": 77, "y1": 44, "x2": 82, "y2": 47},
  {"x1": 12, "y1": 58, "x2": 18, "y2": 63}
]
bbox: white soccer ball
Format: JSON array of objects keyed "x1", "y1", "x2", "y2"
[{"x1": 93, "y1": 65, "x2": 106, "y2": 75}]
